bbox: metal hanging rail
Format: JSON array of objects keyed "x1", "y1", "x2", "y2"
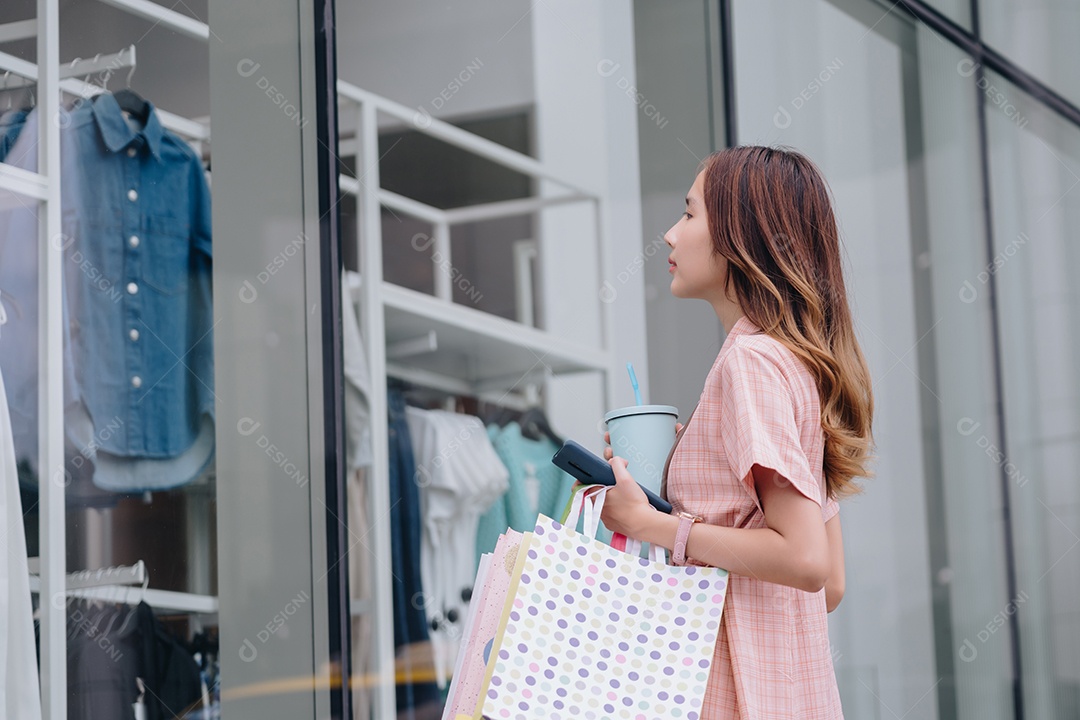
[
  {"x1": 26, "y1": 559, "x2": 219, "y2": 614},
  {"x1": 2, "y1": 44, "x2": 136, "y2": 91},
  {"x1": 0, "y1": 48, "x2": 210, "y2": 143}
]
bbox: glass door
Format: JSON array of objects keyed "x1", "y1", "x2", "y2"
[{"x1": 0, "y1": 0, "x2": 344, "y2": 717}]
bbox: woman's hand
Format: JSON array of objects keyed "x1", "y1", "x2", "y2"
[{"x1": 598, "y1": 456, "x2": 653, "y2": 538}]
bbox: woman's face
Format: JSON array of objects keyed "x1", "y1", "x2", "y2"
[{"x1": 664, "y1": 171, "x2": 728, "y2": 304}]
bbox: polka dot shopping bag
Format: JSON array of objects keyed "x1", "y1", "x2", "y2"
[{"x1": 472, "y1": 485, "x2": 729, "y2": 719}]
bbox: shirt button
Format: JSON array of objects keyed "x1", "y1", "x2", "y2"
[
  {"x1": 127, "y1": 189, "x2": 138, "y2": 202},
  {"x1": 127, "y1": 147, "x2": 137, "y2": 158},
  {"x1": 129, "y1": 235, "x2": 140, "y2": 248},
  {"x1": 126, "y1": 282, "x2": 138, "y2": 295},
  {"x1": 129, "y1": 328, "x2": 140, "y2": 341},
  {"x1": 131, "y1": 376, "x2": 142, "y2": 388}
]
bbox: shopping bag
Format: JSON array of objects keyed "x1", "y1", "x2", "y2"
[
  {"x1": 443, "y1": 530, "x2": 527, "y2": 720},
  {"x1": 475, "y1": 486, "x2": 729, "y2": 719}
]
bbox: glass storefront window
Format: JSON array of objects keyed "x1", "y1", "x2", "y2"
[
  {"x1": 2, "y1": 0, "x2": 342, "y2": 717},
  {"x1": 922, "y1": 0, "x2": 972, "y2": 30},
  {"x1": 726, "y1": 1, "x2": 1065, "y2": 718},
  {"x1": 333, "y1": 2, "x2": 645, "y2": 717},
  {"x1": 979, "y1": 1, "x2": 1080, "y2": 109},
  {"x1": 1, "y1": 2, "x2": 222, "y2": 717},
  {"x1": 985, "y1": 69, "x2": 1080, "y2": 720}
]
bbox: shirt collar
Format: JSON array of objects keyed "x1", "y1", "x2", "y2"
[
  {"x1": 727, "y1": 314, "x2": 761, "y2": 339},
  {"x1": 91, "y1": 93, "x2": 163, "y2": 160}
]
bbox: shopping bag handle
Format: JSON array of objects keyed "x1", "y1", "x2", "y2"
[
  {"x1": 621, "y1": 535, "x2": 667, "y2": 564},
  {"x1": 562, "y1": 484, "x2": 608, "y2": 539},
  {"x1": 561, "y1": 486, "x2": 666, "y2": 562}
]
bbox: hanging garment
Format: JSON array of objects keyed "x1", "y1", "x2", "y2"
[
  {"x1": 341, "y1": 270, "x2": 373, "y2": 472},
  {"x1": 0, "y1": 108, "x2": 92, "y2": 487},
  {"x1": 0, "y1": 109, "x2": 115, "y2": 509},
  {"x1": 0, "y1": 107, "x2": 30, "y2": 162},
  {"x1": 341, "y1": 272, "x2": 374, "y2": 720},
  {"x1": 66, "y1": 600, "x2": 141, "y2": 720},
  {"x1": 347, "y1": 467, "x2": 373, "y2": 720},
  {"x1": 405, "y1": 406, "x2": 508, "y2": 690},
  {"x1": 0, "y1": 364, "x2": 42, "y2": 720},
  {"x1": 385, "y1": 383, "x2": 441, "y2": 715},
  {"x1": 134, "y1": 601, "x2": 202, "y2": 720},
  {"x1": 65, "y1": 94, "x2": 215, "y2": 491},
  {"x1": 475, "y1": 420, "x2": 580, "y2": 566},
  {"x1": 0, "y1": 97, "x2": 215, "y2": 493}
]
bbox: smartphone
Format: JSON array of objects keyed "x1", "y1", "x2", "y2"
[{"x1": 551, "y1": 439, "x2": 673, "y2": 514}]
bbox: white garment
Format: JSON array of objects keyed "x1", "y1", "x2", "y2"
[
  {"x1": 341, "y1": 271, "x2": 373, "y2": 471},
  {"x1": 0, "y1": 110, "x2": 90, "y2": 476},
  {"x1": 341, "y1": 271, "x2": 374, "y2": 719},
  {"x1": 0, "y1": 364, "x2": 43, "y2": 719},
  {"x1": 405, "y1": 407, "x2": 508, "y2": 688},
  {"x1": 347, "y1": 467, "x2": 373, "y2": 720}
]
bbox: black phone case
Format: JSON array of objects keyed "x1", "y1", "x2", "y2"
[{"x1": 552, "y1": 439, "x2": 673, "y2": 514}]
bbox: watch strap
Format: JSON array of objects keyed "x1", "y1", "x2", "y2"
[{"x1": 673, "y1": 513, "x2": 698, "y2": 566}]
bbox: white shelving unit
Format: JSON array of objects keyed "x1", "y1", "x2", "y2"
[{"x1": 3, "y1": 3, "x2": 616, "y2": 718}]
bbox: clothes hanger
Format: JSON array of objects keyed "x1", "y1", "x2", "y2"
[
  {"x1": 518, "y1": 405, "x2": 564, "y2": 446},
  {"x1": 110, "y1": 60, "x2": 149, "y2": 122},
  {"x1": 112, "y1": 570, "x2": 148, "y2": 637}
]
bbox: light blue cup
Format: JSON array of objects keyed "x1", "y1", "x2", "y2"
[{"x1": 604, "y1": 404, "x2": 679, "y2": 496}]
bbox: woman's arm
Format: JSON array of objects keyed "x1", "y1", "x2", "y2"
[
  {"x1": 601, "y1": 458, "x2": 830, "y2": 593},
  {"x1": 824, "y1": 514, "x2": 845, "y2": 612}
]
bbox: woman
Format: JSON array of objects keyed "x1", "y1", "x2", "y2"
[{"x1": 600, "y1": 145, "x2": 875, "y2": 718}]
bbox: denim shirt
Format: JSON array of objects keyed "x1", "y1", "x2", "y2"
[
  {"x1": 0, "y1": 108, "x2": 30, "y2": 163},
  {"x1": 65, "y1": 94, "x2": 214, "y2": 462}
]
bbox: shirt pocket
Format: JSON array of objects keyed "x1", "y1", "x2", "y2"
[
  {"x1": 63, "y1": 206, "x2": 124, "y2": 287},
  {"x1": 142, "y1": 213, "x2": 192, "y2": 296}
]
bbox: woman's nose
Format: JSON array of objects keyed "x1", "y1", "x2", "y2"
[{"x1": 663, "y1": 226, "x2": 676, "y2": 247}]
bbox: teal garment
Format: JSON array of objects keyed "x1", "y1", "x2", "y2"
[{"x1": 476, "y1": 422, "x2": 605, "y2": 567}]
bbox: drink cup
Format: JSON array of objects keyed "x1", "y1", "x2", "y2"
[{"x1": 603, "y1": 405, "x2": 679, "y2": 496}]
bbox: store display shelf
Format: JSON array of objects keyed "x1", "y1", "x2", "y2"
[{"x1": 382, "y1": 282, "x2": 610, "y2": 393}]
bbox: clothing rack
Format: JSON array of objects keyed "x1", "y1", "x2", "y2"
[
  {"x1": 0, "y1": 45, "x2": 209, "y2": 150},
  {"x1": 1, "y1": 45, "x2": 136, "y2": 91},
  {"x1": 29, "y1": 557, "x2": 146, "y2": 589},
  {"x1": 27, "y1": 559, "x2": 218, "y2": 615}
]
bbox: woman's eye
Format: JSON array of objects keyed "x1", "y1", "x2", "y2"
[{"x1": 682, "y1": 212, "x2": 692, "y2": 220}]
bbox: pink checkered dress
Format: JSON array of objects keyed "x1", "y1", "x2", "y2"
[{"x1": 661, "y1": 315, "x2": 843, "y2": 719}]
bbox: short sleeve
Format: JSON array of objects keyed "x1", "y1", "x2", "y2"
[
  {"x1": 718, "y1": 344, "x2": 823, "y2": 510},
  {"x1": 823, "y1": 495, "x2": 840, "y2": 522}
]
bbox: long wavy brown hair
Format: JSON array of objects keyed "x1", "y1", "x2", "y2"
[{"x1": 702, "y1": 146, "x2": 874, "y2": 498}]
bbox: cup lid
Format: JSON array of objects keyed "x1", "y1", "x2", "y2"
[{"x1": 603, "y1": 404, "x2": 679, "y2": 423}]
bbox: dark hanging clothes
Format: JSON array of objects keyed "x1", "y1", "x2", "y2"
[
  {"x1": 58, "y1": 600, "x2": 202, "y2": 720},
  {"x1": 66, "y1": 601, "x2": 141, "y2": 720},
  {"x1": 135, "y1": 601, "x2": 202, "y2": 720},
  {"x1": 386, "y1": 382, "x2": 441, "y2": 715}
]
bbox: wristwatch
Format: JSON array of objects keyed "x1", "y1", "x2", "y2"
[{"x1": 672, "y1": 510, "x2": 703, "y2": 566}]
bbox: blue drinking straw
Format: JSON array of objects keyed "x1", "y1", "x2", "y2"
[{"x1": 626, "y1": 362, "x2": 643, "y2": 406}]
